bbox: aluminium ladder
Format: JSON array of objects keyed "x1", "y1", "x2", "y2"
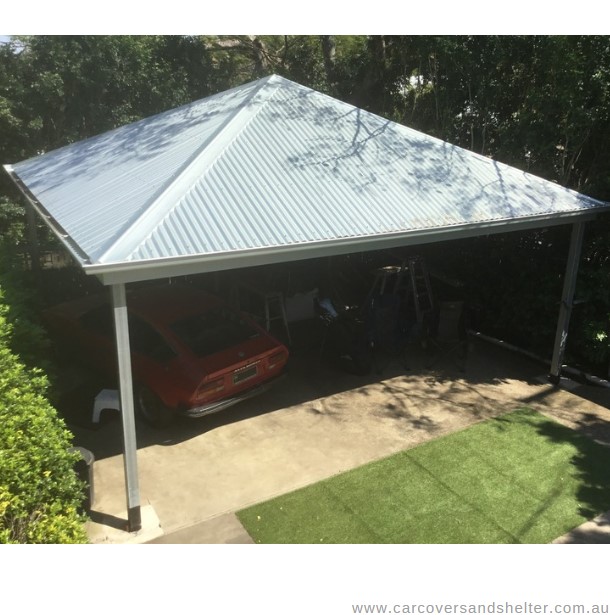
[{"x1": 367, "y1": 256, "x2": 434, "y2": 325}]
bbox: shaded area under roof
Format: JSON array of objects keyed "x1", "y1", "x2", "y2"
[{"x1": 5, "y1": 74, "x2": 610, "y2": 284}]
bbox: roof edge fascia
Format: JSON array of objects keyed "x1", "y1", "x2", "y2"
[
  {"x1": 3, "y1": 163, "x2": 90, "y2": 266},
  {"x1": 97, "y1": 74, "x2": 281, "y2": 264},
  {"x1": 87, "y1": 208, "x2": 605, "y2": 286}
]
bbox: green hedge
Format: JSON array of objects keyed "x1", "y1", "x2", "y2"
[{"x1": 0, "y1": 291, "x2": 87, "y2": 544}]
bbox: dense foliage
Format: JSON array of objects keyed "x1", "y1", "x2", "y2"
[
  {"x1": 0, "y1": 288, "x2": 87, "y2": 543},
  {"x1": 1, "y1": 35, "x2": 609, "y2": 373}
]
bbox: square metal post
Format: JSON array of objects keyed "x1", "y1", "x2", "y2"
[
  {"x1": 111, "y1": 283, "x2": 142, "y2": 532},
  {"x1": 549, "y1": 221, "x2": 586, "y2": 384}
]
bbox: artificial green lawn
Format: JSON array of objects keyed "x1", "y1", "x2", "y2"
[{"x1": 238, "y1": 408, "x2": 610, "y2": 543}]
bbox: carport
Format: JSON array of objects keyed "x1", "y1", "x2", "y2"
[{"x1": 4, "y1": 74, "x2": 610, "y2": 532}]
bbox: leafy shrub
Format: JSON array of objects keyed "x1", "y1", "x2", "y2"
[
  {"x1": 0, "y1": 290, "x2": 87, "y2": 544},
  {"x1": 0, "y1": 267, "x2": 53, "y2": 370}
]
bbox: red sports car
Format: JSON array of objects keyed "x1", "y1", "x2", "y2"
[{"x1": 44, "y1": 284, "x2": 289, "y2": 427}]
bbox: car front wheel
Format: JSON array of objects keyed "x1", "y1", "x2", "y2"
[{"x1": 136, "y1": 386, "x2": 175, "y2": 429}]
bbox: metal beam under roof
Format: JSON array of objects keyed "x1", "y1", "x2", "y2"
[{"x1": 85, "y1": 210, "x2": 598, "y2": 286}]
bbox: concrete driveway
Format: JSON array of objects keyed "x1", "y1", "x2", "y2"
[{"x1": 69, "y1": 335, "x2": 610, "y2": 544}]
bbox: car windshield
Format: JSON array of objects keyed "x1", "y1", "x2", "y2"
[{"x1": 171, "y1": 306, "x2": 261, "y2": 357}]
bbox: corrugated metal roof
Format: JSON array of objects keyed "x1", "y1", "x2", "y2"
[{"x1": 5, "y1": 74, "x2": 610, "y2": 284}]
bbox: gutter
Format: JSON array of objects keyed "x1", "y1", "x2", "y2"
[
  {"x1": 86, "y1": 209, "x2": 602, "y2": 285},
  {"x1": 3, "y1": 163, "x2": 90, "y2": 266}
]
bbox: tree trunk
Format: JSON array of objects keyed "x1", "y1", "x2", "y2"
[
  {"x1": 353, "y1": 36, "x2": 388, "y2": 110},
  {"x1": 320, "y1": 36, "x2": 337, "y2": 89},
  {"x1": 25, "y1": 202, "x2": 40, "y2": 272},
  {"x1": 247, "y1": 35, "x2": 269, "y2": 76}
]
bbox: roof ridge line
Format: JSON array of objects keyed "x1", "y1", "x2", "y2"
[{"x1": 97, "y1": 75, "x2": 278, "y2": 264}]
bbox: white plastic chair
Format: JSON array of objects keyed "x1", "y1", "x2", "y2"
[{"x1": 92, "y1": 389, "x2": 121, "y2": 424}]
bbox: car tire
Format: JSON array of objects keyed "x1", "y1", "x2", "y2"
[{"x1": 136, "y1": 386, "x2": 175, "y2": 429}]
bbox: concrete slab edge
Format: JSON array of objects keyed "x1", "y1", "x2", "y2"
[{"x1": 86, "y1": 503, "x2": 164, "y2": 544}]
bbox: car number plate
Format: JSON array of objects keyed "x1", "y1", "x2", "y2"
[{"x1": 233, "y1": 363, "x2": 258, "y2": 385}]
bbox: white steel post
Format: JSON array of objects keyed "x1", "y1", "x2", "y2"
[
  {"x1": 111, "y1": 283, "x2": 142, "y2": 532},
  {"x1": 549, "y1": 221, "x2": 586, "y2": 384}
]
